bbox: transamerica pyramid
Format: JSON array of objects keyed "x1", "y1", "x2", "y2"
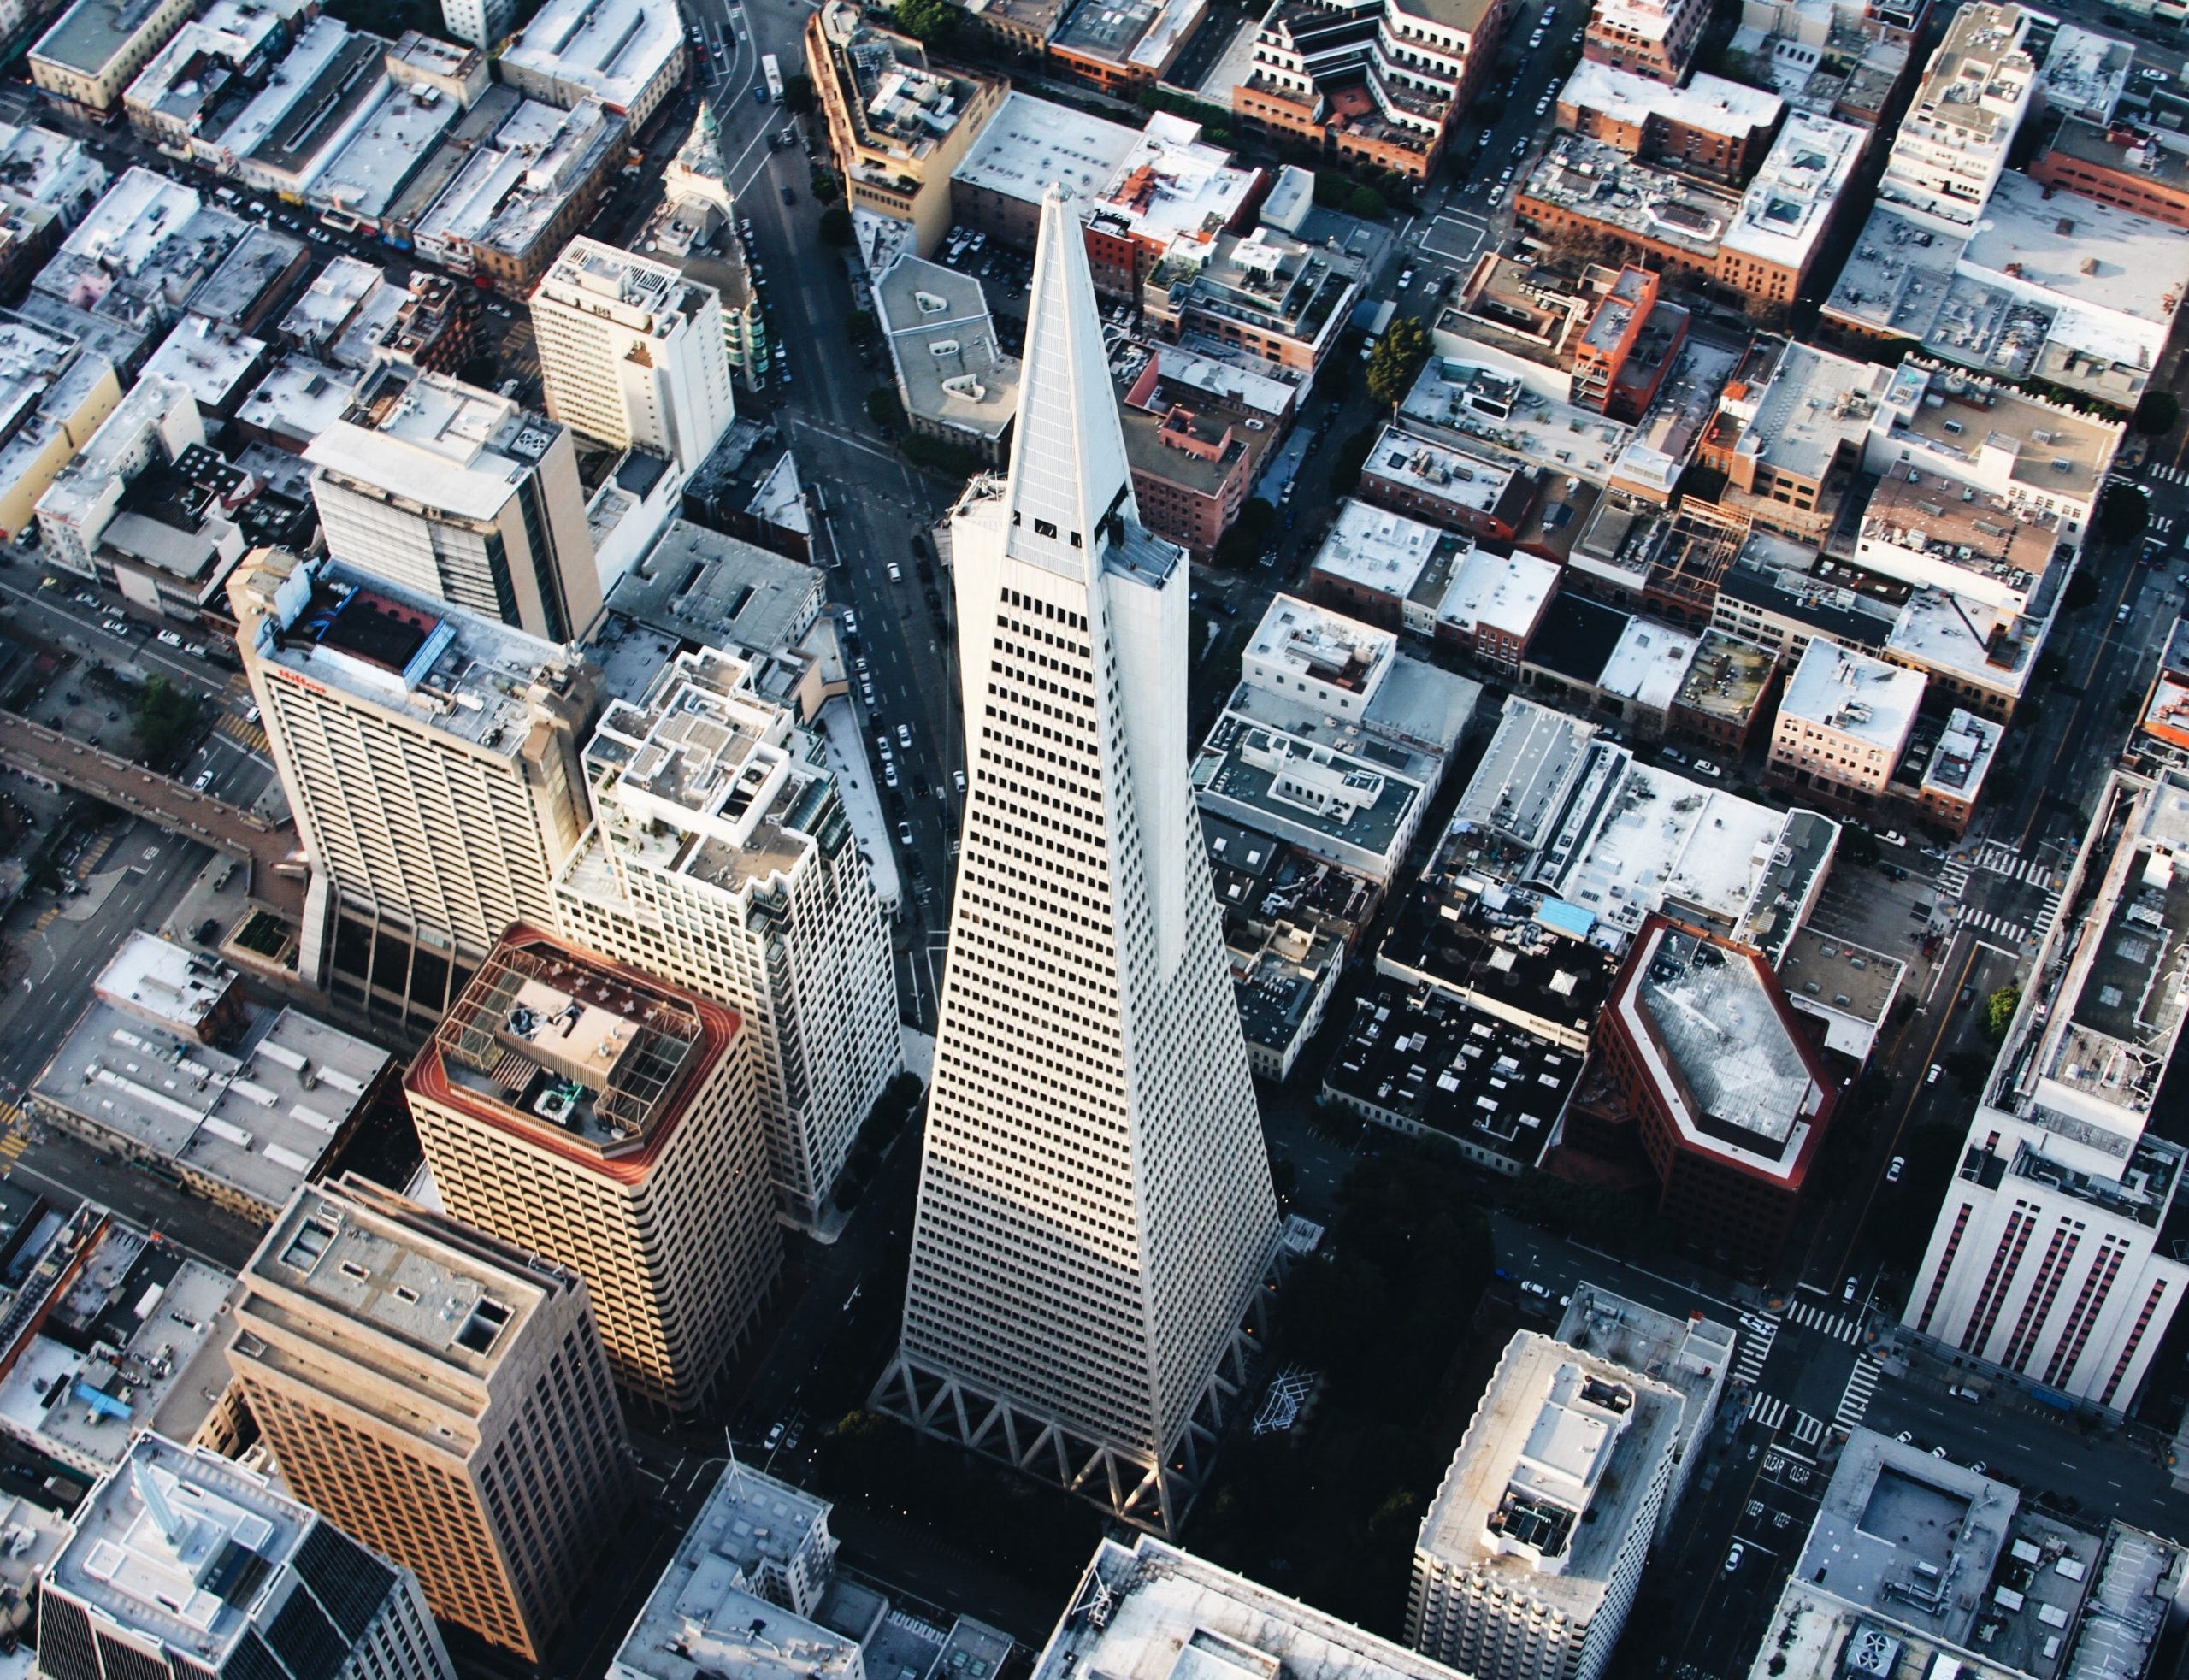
[{"x1": 874, "y1": 185, "x2": 1281, "y2": 1536}]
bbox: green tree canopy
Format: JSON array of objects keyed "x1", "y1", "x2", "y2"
[
  {"x1": 1213, "y1": 497, "x2": 1277, "y2": 569},
  {"x1": 817, "y1": 205, "x2": 854, "y2": 246},
  {"x1": 1365, "y1": 315, "x2": 1431, "y2": 408},
  {"x1": 894, "y1": 0, "x2": 960, "y2": 42},
  {"x1": 2135, "y1": 389, "x2": 2180, "y2": 437},
  {"x1": 1344, "y1": 185, "x2": 1387, "y2": 220},
  {"x1": 864, "y1": 386, "x2": 906, "y2": 431},
  {"x1": 1985, "y1": 985, "x2": 2022, "y2": 1044},
  {"x1": 133, "y1": 676, "x2": 200, "y2": 774},
  {"x1": 784, "y1": 72, "x2": 815, "y2": 114},
  {"x1": 2098, "y1": 480, "x2": 2151, "y2": 545}
]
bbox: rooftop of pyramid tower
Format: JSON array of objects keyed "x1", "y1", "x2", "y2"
[{"x1": 1000, "y1": 185, "x2": 1140, "y2": 582}]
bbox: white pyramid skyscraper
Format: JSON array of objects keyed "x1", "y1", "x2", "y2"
[{"x1": 876, "y1": 186, "x2": 1279, "y2": 1536}]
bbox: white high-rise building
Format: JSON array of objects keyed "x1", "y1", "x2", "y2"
[
  {"x1": 874, "y1": 186, "x2": 1279, "y2": 1537},
  {"x1": 305, "y1": 364, "x2": 600, "y2": 645},
  {"x1": 1903, "y1": 768, "x2": 2189, "y2": 1412},
  {"x1": 554, "y1": 647, "x2": 902, "y2": 1229},
  {"x1": 1407, "y1": 1331, "x2": 1684, "y2": 1680},
  {"x1": 440, "y1": 0, "x2": 511, "y2": 49},
  {"x1": 529, "y1": 237, "x2": 735, "y2": 473}
]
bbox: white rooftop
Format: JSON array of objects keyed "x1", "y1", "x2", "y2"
[
  {"x1": 1886, "y1": 589, "x2": 2033, "y2": 701},
  {"x1": 139, "y1": 318, "x2": 264, "y2": 409},
  {"x1": 1032, "y1": 1536, "x2": 1467, "y2": 1680},
  {"x1": 1961, "y1": 170, "x2": 2187, "y2": 362},
  {"x1": 1242, "y1": 593, "x2": 1397, "y2": 697},
  {"x1": 1720, "y1": 110, "x2": 1868, "y2": 271},
  {"x1": 1623, "y1": 920, "x2": 1821, "y2": 1162},
  {"x1": 1312, "y1": 499, "x2": 1452, "y2": 598},
  {"x1": 56, "y1": 168, "x2": 199, "y2": 279},
  {"x1": 1092, "y1": 110, "x2": 1258, "y2": 249},
  {"x1": 1780, "y1": 640, "x2": 1925, "y2": 750},
  {"x1": 305, "y1": 368, "x2": 555, "y2": 523},
  {"x1": 312, "y1": 85, "x2": 460, "y2": 217},
  {"x1": 1362, "y1": 422, "x2": 1523, "y2": 516},
  {"x1": 1596, "y1": 617, "x2": 1699, "y2": 712},
  {"x1": 1401, "y1": 360, "x2": 1633, "y2": 485},
  {"x1": 1921, "y1": 707, "x2": 2003, "y2": 802},
  {"x1": 1559, "y1": 59, "x2": 1783, "y2": 133},
  {"x1": 950, "y1": 90, "x2": 1140, "y2": 210},
  {"x1": 1417, "y1": 1332, "x2": 1683, "y2": 1606},
  {"x1": 278, "y1": 254, "x2": 383, "y2": 345},
  {"x1": 1436, "y1": 546, "x2": 1558, "y2": 640},
  {"x1": 501, "y1": 0, "x2": 684, "y2": 113},
  {"x1": 91, "y1": 930, "x2": 233, "y2": 1035}
]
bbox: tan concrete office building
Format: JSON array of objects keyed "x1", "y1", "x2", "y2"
[
  {"x1": 405, "y1": 927, "x2": 782, "y2": 1415},
  {"x1": 230, "y1": 1176, "x2": 634, "y2": 1663}
]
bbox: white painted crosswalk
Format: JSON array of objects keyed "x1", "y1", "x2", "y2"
[
  {"x1": 2029, "y1": 886, "x2": 2063, "y2": 947},
  {"x1": 1733, "y1": 1315, "x2": 1779, "y2": 1386},
  {"x1": 2149, "y1": 463, "x2": 2186, "y2": 486},
  {"x1": 1963, "y1": 906, "x2": 2029, "y2": 945},
  {"x1": 1785, "y1": 1300, "x2": 1866, "y2": 1343},
  {"x1": 1971, "y1": 841, "x2": 2053, "y2": 887},
  {"x1": 1749, "y1": 1393, "x2": 1789, "y2": 1431},
  {"x1": 1791, "y1": 1412, "x2": 1826, "y2": 1447},
  {"x1": 1833, "y1": 1354, "x2": 1884, "y2": 1435},
  {"x1": 1936, "y1": 858, "x2": 1972, "y2": 901}
]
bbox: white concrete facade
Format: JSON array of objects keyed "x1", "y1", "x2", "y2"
[
  {"x1": 1904, "y1": 769, "x2": 2189, "y2": 1411},
  {"x1": 876, "y1": 186, "x2": 1279, "y2": 1536},
  {"x1": 529, "y1": 236, "x2": 735, "y2": 473},
  {"x1": 555, "y1": 649, "x2": 901, "y2": 1231}
]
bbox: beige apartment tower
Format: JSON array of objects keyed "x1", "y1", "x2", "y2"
[
  {"x1": 230, "y1": 548, "x2": 599, "y2": 1026},
  {"x1": 876, "y1": 188, "x2": 1280, "y2": 1536},
  {"x1": 229, "y1": 1175, "x2": 633, "y2": 1663},
  {"x1": 405, "y1": 925, "x2": 782, "y2": 1414}
]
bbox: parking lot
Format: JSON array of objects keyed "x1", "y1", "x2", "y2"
[{"x1": 1804, "y1": 842, "x2": 1954, "y2": 968}]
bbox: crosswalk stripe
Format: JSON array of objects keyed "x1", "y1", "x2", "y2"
[
  {"x1": 1749, "y1": 1394, "x2": 1789, "y2": 1431},
  {"x1": 1833, "y1": 1355, "x2": 1885, "y2": 1432},
  {"x1": 1793, "y1": 1412, "x2": 1826, "y2": 1446}
]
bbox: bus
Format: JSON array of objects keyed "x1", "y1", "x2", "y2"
[{"x1": 762, "y1": 52, "x2": 784, "y2": 102}]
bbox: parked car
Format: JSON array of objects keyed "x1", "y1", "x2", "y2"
[
  {"x1": 157, "y1": 629, "x2": 183, "y2": 647},
  {"x1": 1692, "y1": 758, "x2": 1722, "y2": 779},
  {"x1": 895, "y1": 820, "x2": 914, "y2": 846},
  {"x1": 1725, "y1": 1544, "x2": 1744, "y2": 1572},
  {"x1": 887, "y1": 562, "x2": 902, "y2": 581},
  {"x1": 953, "y1": 769, "x2": 966, "y2": 793}
]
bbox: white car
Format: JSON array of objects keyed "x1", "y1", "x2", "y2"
[
  {"x1": 882, "y1": 763, "x2": 899, "y2": 788},
  {"x1": 896, "y1": 723, "x2": 912, "y2": 750},
  {"x1": 157, "y1": 630, "x2": 183, "y2": 647},
  {"x1": 1886, "y1": 1156, "x2": 1905, "y2": 1182},
  {"x1": 887, "y1": 562, "x2": 902, "y2": 581},
  {"x1": 192, "y1": 770, "x2": 212, "y2": 791},
  {"x1": 953, "y1": 769, "x2": 966, "y2": 793},
  {"x1": 842, "y1": 610, "x2": 858, "y2": 639},
  {"x1": 1693, "y1": 758, "x2": 1723, "y2": 779}
]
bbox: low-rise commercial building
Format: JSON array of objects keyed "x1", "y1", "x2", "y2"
[
  {"x1": 1434, "y1": 545, "x2": 1560, "y2": 674},
  {"x1": 498, "y1": 0, "x2": 686, "y2": 126},
  {"x1": 1307, "y1": 498, "x2": 1469, "y2": 636},
  {"x1": 1873, "y1": 1, "x2": 2038, "y2": 234},
  {"x1": 1357, "y1": 424, "x2": 1535, "y2": 544},
  {"x1": 1194, "y1": 595, "x2": 1479, "y2": 881},
  {"x1": 1325, "y1": 977, "x2": 1582, "y2": 1172},
  {"x1": 1519, "y1": 110, "x2": 1866, "y2": 315},
  {"x1": 32, "y1": 944, "x2": 389, "y2": 1220},
  {"x1": 2033, "y1": 115, "x2": 2189, "y2": 230},
  {"x1": 947, "y1": 91, "x2": 1142, "y2": 254},
  {"x1": 0, "y1": 1216, "x2": 239, "y2": 1478},
  {"x1": 872, "y1": 252, "x2": 1018, "y2": 464},
  {"x1": 1583, "y1": 0, "x2": 1708, "y2": 83},
  {"x1": 1701, "y1": 337, "x2": 1897, "y2": 541},
  {"x1": 1408, "y1": 1331, "x2": 1685, "y2": 1680},
  {"x1": 411, "y1": 97, "x2": 628, "y2": 292},
  {"x1": 29, "y1": 0, "x2": 193, "y2": 116},
  {"x1": 122, "y1": 0, "x2": 313, "y2": 152},
  {"x1": 1556, "y1": 61, "x2": 1785, "y2": 180},
  {"x1": 0, "y1": 313, "x2": 119, "y2": 547},
  {"x1": 1669, "y1": 626, "x2": 1776, "y2": 754},
  {"x1": 1115, "y1": 344, "x2": 1276, "y2": 557},
  {"x1": 1050, "y1": 0, "x2": 1204, "y2": 91},
  {"x1": 806, "y1": 3, "x2": 1005, "y2": 253},
  {"x1": 1768, "y1": 640, "x2": 1926, "y2": 805},
  {"x1": 1143, "y1": 224, "x2": 1361, "y2": 374}
]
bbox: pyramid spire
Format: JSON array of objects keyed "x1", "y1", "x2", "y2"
[{"x1": 1000, "y1": 185, "x2": 1135, "y2": 581}]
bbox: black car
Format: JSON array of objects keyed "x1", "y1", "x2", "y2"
[
  {"x1": 196, "y1": 918, "x2": 220, "y2": 945},
  {"x1": 781, "y1": 186, "x2": 796, "y2": 206},
  {"x1": 1958, "y1": 984, "x2": 1976, "y2": 1007},
  {"x1": 1880, "y1": 862, "x2": 1909, "y2": 881},
  {"x1": 924, "y1": 587, "x2": 942, "y2": 612},
  {"x1": 912, "y1": 776, "x2": 929, "y2": 799}
]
